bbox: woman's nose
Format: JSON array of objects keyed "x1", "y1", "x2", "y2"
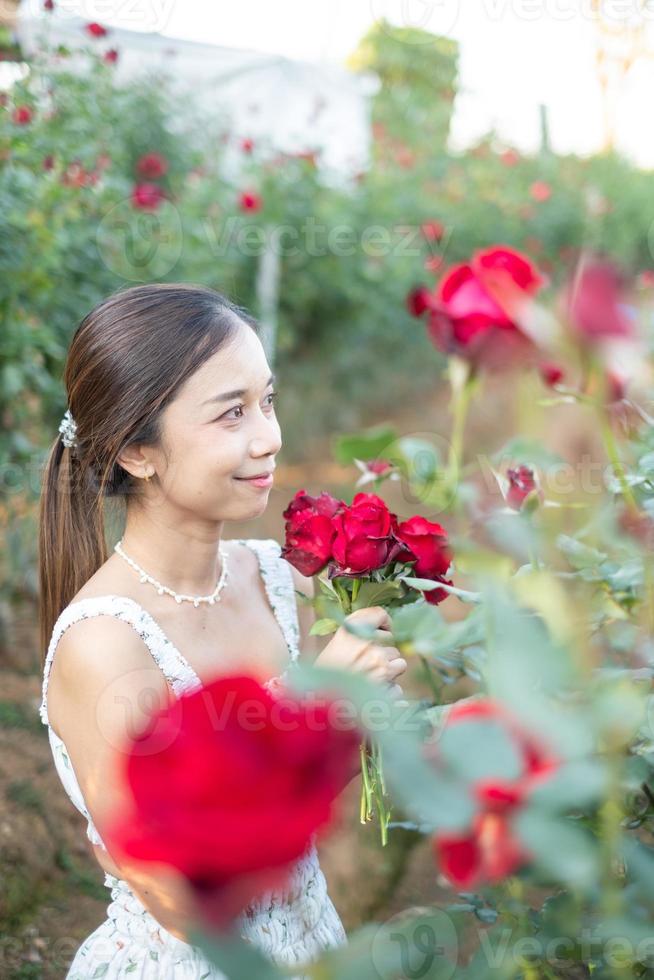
[{"x1": 251, "y1": 414, "x2": 282, "y2": 456}]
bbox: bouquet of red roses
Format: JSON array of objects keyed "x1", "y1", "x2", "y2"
[{"x1": 281, "y1": 489, "x2": 454, "y2": 844}]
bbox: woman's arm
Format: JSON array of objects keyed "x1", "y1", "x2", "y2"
[
  {"x1": 50, "y1": 616, "x2": 201, "y2": 942},
  {"x1": 287, "y1": 566, "x2": 361, "y2": 788}
]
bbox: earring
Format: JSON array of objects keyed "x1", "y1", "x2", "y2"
[{"x1": 144, "y1": 471, "x2": 151, "y2": 483}]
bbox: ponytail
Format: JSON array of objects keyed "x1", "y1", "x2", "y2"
[{"x1": 38, "y1": 431, "x2": 107, "y2": 666}]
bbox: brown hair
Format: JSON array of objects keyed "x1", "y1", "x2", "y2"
[{"x1": 38, "y1": 282, "x2": 258, "y2": 665}]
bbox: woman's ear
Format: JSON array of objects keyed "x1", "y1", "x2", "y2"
[{"x1": 116, "y1": 444, "x2": 153, "y2": 481}]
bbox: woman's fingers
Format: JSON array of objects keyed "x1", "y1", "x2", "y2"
[{"x1": 386, "y1": 656, "x2": 408, "y2": 679}]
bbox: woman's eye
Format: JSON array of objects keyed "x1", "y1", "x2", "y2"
[{"x1": 218, "y1": 391, "x2": 278, "y2": 422}]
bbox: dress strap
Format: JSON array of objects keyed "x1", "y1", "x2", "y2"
[
  {"x1": 245, "y1": 538, "x2": 301, "y2": 664},
  {"x1": 39, "y1": 595, "x2": 199, "y2": 727}
]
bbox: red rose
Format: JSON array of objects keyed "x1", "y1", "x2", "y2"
[
  {"x1": 500, "y1": 148, "x2": 520, "y2": 166},
  {"x1": 530, "y1": 180, "x2": 552, "y2": 202},
  {"x1": 332, "y1": 492, "x2": 398, "y2": 575},
  {"x1": 131, "y1": 182, "x2": 165, "y2": 210},
  {"x1": 565, "y1": 256, "x2": 635, "y2": 343},
  {"x1": 239, "y1": 190, "x2": 262, "y2": 212},
  {"x1": 136, "y1": 151, "x2": 168, "y2": 179},
  {"x1": 392, "y1": 515, "x2": 453, "y2": 604},
  {"x1": 432, "y1": 698, "x2": 559, "y2": 888},
  {"x1": 506, "y1": 464, "x2": 543, "y2": 511},
  {"x1": 103, "y1": 48, "x2": 119, "y2": 64},
  {"x1": 99, "y1": 673, "x2": 360, "y2": 928},
  {"x1": 240, "y1": 137, "x2": 254, "y2": 153},
  {"x1": 85, "y1": 22, "x2": 108, "y2": 37},
  {"x1": 281, "y1": 490, "x2": 345, "y2": 576},
  {"x1": 539, "y1": 361, "x2": 565, "y2": 388},
  {"x1": 421, "y1": 220, "x2": 445, "y2": 242},
  {"x1": 62, "y1": 161, "x2": 95, "y2": 187},
  {"x1": 411, "y1": 245, "x2": 547, "y2": 370},
  {"x1": 12, "y1": 105, "x2": 32, "y2": 125},
  {"x1": 406, "y1": 285, "x2": 433, "y2": 317},
  {"x1": 42, "y1": 154, "x2": 55, "y2": 171}
]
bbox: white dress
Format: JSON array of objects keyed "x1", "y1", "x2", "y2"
[{"x1": 39, "y1": 538, "x2": 348, "y2": 979}]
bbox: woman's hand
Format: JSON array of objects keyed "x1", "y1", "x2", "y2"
[{"x1": 314, "y1": 605, "x2": 407, "y2": 698}]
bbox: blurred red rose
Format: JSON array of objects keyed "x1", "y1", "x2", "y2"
[
  {"x1": 432, "y1": 699, "x2": 559, "y2": 888},
  {"x1": 239, "y1": 190, "x2": 262, "y2": 212},
  {"x1": 421, "y1": 220, "x2": 445, "y2": 242},
  {"x1": 500, "y1": 149, "x2": 520, "y2": 167},
  {"x1": 506, "y1": 465, "x2": 543, "y2": 511},
  {"x1": 62, "y1": 161, "x2": 97, "y2": 187},
  {"x1": 104, "y1": 48, "x2": 119, "y2": 64},
  {"x1": 539, "y1": 361, "x2": 565, "y2": 388},
  {"x1": 86, "y1": 22, "x2": 108, "y2": 37},
  {"x1": 406, "y1": 285, "x2": 433, "y2": 317},
  {"x1": 12, "y1": 105, "x2": 32, "y2": 125},
  {"x1": 424, "y1": 255, "x2": 444, "y2": 273},
  {"x1": 565, "y1": 256, "x2": 635, "y2": 343},
  {"x1": 240, "y1": 137, "x2": 254, "y2": 153},
  {"x1": 131, "y1": 182, "x2": 165, "y2": 210},
  {"x1": 281, "y1": 490, "x2": 345, "y2": 576},
  {"x1": 99, "y1": 673, "x2": 360, "y2": 929},
  {"x1": 136, "y1": 152, "x2": 168, "y2": 179},
  {"x1": 410, "y1": 245, "x2": 547, "y2": 370},
  {"x1": 530, "y1": 181, "x2": 552, "y2": 202}
]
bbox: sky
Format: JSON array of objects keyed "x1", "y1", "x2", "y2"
[{"x1": 17, "y1": 0, "x2": 654, "y2": 168}]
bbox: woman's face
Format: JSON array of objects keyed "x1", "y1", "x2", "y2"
[{"x1": 143, "y1": 321, "x2": 282, "y2": 523}]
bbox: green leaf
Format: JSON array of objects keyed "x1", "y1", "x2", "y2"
[
  {"x1": 317, "y1": 576, "x2": 338, "y2": 596},
  {"x1": 491, "y1": 436, "x2": 566, "y2": 471},
  {"x1": 527, "y1": 759, "x2": 608, "y2": 811},
  {"x1": 402, "y1": 576, "x2": 443, "y2": 591},
  {"x1": 437, "y1": 717, "x2": 524, "y2": 783},
  {"x1": 309, "y1": 617, "x2": 339, "y2": 636},
  {"x1": 350, "y1": 578, "x2": 404, "y2": 609},
  {"x1": 556, "y1": 534, "x2": 609, "y2": 570},
  {"x1": 332, "y1": 424, "x2": 399, "y2": 466},
  {"x1": 308, "y1": 910, "x2": 460, "y2": 980},
  {"x1": 514, "y1": 808, "x2": 599, "y2": 889},
  {"x1": 188, "y1": 926, "x2": 285, "y2": 980}
]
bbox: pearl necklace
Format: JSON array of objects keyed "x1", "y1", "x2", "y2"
[{"x1": 113, "y1": 538, "x2": 229, "y2": 607}]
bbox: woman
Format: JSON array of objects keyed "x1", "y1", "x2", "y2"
[{"x1": 37, "y1": 282, "x2": 408, "y2": 978}]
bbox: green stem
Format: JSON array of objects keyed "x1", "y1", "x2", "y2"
[
  {"x1": 445, "y1": 362, "x2": 477, "y2": 497},
  {"x1": 359, "y1": 741, "x2": 373, "y2": 823},
  {"x1": 420, "y1": 655, "x2": 442, "y2": 704},
  {"x1": 598, "y1": 407, "x2": 638, "y2": 513},
  {"x1": 351, "y1": 577, "x2": 361, "y2": 604}
]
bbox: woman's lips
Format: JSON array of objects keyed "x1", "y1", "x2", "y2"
[{"x1": 235, "y1": 473, "x2": 274, "y2": 488}]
